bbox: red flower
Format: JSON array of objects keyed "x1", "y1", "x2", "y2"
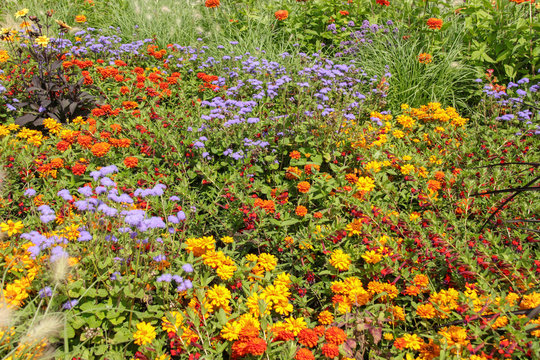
[
  {"x1": 57, "y1": 140, "x2": 70, "y2": 152},
  {"x1": 72, "y1": 162, "x2": 87, "y2": 175},
  {"x1": 295, "y1": 348, "x2": 315, "y2": 360},
  {"x1": 376, "y1": 0, "x2": 390, "y2": 5},
  {"x1": 325, "y1": 327, "x2": 346, "y2": 345},
  {"x1": 205, "y1": 0, "x2": 220, "y2": 8},
  {"x1": 275, "y1": 10, "x2": 289, "y2": 20},
  {"x1": 426, "y1": 18, "x2": 443, "y2": 30},
  {"x1": 298, "y1": 328, "x2": 319, "y2": 348},
  {"x1": 321, "y1": 343, "x2": 340, "y2": 358},
  {"x1": 245, "y1": 337, "x2": 267, "y2": 356},
  {"x1": 124, "y1": 157, "x2": 138, "y2": 168},
  {"x1": 339, "y1": 10, "x2": 349, "y2": 16}
]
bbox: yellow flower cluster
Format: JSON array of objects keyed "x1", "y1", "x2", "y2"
[
  {"x1": 161, "y1": 311, "x2": 198, "y2": 343},
  {"x1": 329, "y1": 249, "x2": 351, "y2": 271},
  {"x1": 259, "y1": 272, "x2": 293, "y2": 316},
  {"x1": 221, "y1": 313, "x2": 260, "y2": 341},
  {"x1": 185, "y1": 236, "x2": 215, "y2": 256},
  {"x1": 202, "y1": 250, "x2": 237, "y2": 280},
  {"x1": 429, "y1": 288, "x2": 459, "y2": 318},
  {"x1": 248, "y1": 253, "x2": 277, "y2": 280},
  {"x1": 205, "y1": 284, "x2": 232, "y2": 312},
  {"x1": 409, "y1": 102, "x2": 468, "y2": 127},
  {"x1": 133, "y1": 321, "x2": 156, "y2": 346},
  {"x1": 331, "y1": 277, "x2": 371, "y2": 313}
]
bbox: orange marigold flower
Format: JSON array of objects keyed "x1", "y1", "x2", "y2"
[
  {"x1": 418, "y1": 53, "x2": 433, "y2": 64},
  {"x1": 110, "y1": 123, "x2": 122, "y2": 133},
  {"x1": 90, "y1": 142, "x2": 111, "y2": 157},
  {"x1": 286, "y1": 166, "x2": 302, "y2": 180},
  {"x1": 321, "y1": 343, "x2": 339, "y2": 358},
  {"x1": 245, "y1": 337, "x2": 267, "y2": 355},
  {"x1": 414, "y1": 274, "x2": 429, "y2": 287},
  {"x1": 122, "y1": 101, "x2": 138, "y2": 109},
  {"x1": 57, "y1": 140, "x2": 70, "y2": 152},
  {"x1": 325, "y1": 326, "x2": 346, "y2": 345},
  {"x1": 427, "y1": 18, "x2": 443, "y2": 30},
  {"x1": 313, "y1": 212, "x2": 322, "y2": 219},
  {"x1": 274, "y1": 329, "x2": 295, "y2": 342},
  {"x1": 295, "y1": 348, "x2": 315, "y2": 360},
  {"x1": 71, "y1": 162, "x2": 87, "y2": 175},
  {"x1": 304, "y1": 164, "x2": 320, "y2": 175},
  {"x1": 75, "y1": 15, "x2": 87, "y2": 23},
  {"x1": 318, "y1": 310, "x2": 334, "y2": 325},
  {"x1": 298, "y1": 328, "x2": 319, "y2": 348},
  {"x1": 205, "y1": 0, "x2": 220, "y2": 7},
  {"x1": 275, "y1": 10, "x2": 289, "y2": 20},
  {"x1": 339, "y1": 10, "x2": 349, "y2": 16},
  {"x1": 124, "y1": 157, "x2": 138, "y2": 168},
  {"x1": 345, "y1": 173, "x2": 358, "y2": 184},
  {"x1": 434, "y1": 171, "x2": 445, "y2": 181},
  {"x1": 239, "y1": 325, "x2": 259, "y2": 340},
  {"x1": 289, "y1": 150, "x2": 301, "y2": 159},
  {"x1": 297, "y1": 181, "x2": 310, "y2": 193},
  {"x1": 427, "y1": 180, "x2": 441, "y2": 191},
  {"x1": 295, "y1": 205, "x2": 307, "y2": 217},
  {"x1": 77, "y1": 134, "x2": 93, "y2": 148},
  {"x1": 49, "y1": 158, "x2": 64, "y2": 169},
  {"x1": 416, "y1": 303, "x2": 436, "y2": 319}
]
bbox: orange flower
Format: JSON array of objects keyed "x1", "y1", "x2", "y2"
[
  {"x1": 275, "y1": 10, "x2": 289, "y2": 20},
  {"x1": 313, "y1": 212, "x2": 322, "y2": 219},
  {"x1": 289, "y1": 150, "x2": 301, "y2": 159},
  {"x1": 325, "y1": 327, "x2": 346, "y2": 345},
  {"x1": 339, "y1": 10, "x2": 349, "y2": 16},
  {"x1": 298, "y1": 328, "x2": 319, "y2": 348},
  {"x1": 77, "y1": 134, "x2": 93, "y2": 148},
  {"x1": 414, "y1": 274, "x2": 429, "y2": 287},
  {"x1": 245, "y1": 337, "x2": 267, "y2": 355},
  {"x1": 90, "y1": 142, "x2": 111, "y2": 157},
  {"x1": 124, "y1": 157, "x2": 138, "y2": 168},
  {"x1": 285, "y1": 166, "x2": 302, "y2": 180},
  {"x1": 426, "y1": 18, "x2": 443, "y2": 30},
  {"x1": 295, "y1": 348, "x2": 315, "y2": 360},
  {"x1": 57, "y1": 140, "x2": 70, "y2": 152},
  {"x1": 318, "y1": 310, "x2": 334, "y2": 325},
  {"x1": 49, "y1": 158, "x2": 64, "y2": 169},
  {"x1": 75, "y1": 15, "x2": 87, "y2": 23},
  {"x1": 205, "y1": 0, "x2": 220, "y2": 8},
  {"x1": 71, "y1": 162, "x2": 87, "y2": 175},
  {"x1": 295, "y1": 205, "x2": 307, "y2": 217},
  {"x1": 297, "y1": 181, "x2": 310, "y2": 193},
  {"x1": 418, "y1": 53, "x2": 433, "y2": 64},
  {"x1": 304, "y1": 164, "x2": 320, "y2": 175},
  {"x1": 321, "y1": 343, "x2": 339, "y2": 358}
]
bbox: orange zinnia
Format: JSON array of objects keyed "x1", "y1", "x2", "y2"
[
  {"x1": 75, "y1": 15, "x2": 87, "y2": 23},
  {"x1": 295, "y1": 205, "x2": 307, "y2": 217},
  {"x1": 275, "y1": 10, "x2": 289, "y2": 20},
  {"x1": 205, "y1": 0, "x2": 220, "y2": 8},
  {"x1": 90, "y1": 142, "x2": 111, "y2": 157},
  {"x1": 297, "y1": 181, "x2": 310, "y2": 193},
  {"x1": 124, "y1": 157, "x2": 138, "y2": 168},
  {"x1": 426, "y1": 18, "x2": 443, "y2": 30}
]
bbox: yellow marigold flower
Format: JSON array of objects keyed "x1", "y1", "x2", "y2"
[
  {"x1": 392, "y1": 130, "x2": 405, "y2": 138},
  {"x1": 133, "y1": 321, "x2": 156, "y2": 346},
  {"x1": 416, "y1": 303, "x2": 436, "y2": 319},
  {"x1": 520, "y1": 292, "x2": 540, "y2": 310},
  {"x1": 318, "y1": 310, "x2": 334, "y2": 325},
  {"x1": 274, "y1": 272, "x2": 291, "y2": 288},
  {"x1": 0, "y1": 50, "x2": 9, "y2": 63},
  {"x1": 274, "y1": 299, "x2": 293, "y2": 315},
  {"x1": 397, "y1": 115, "x2": 415, "y2": 128},
  {"x1": 185, "y1": 236, "x2": 215, "y2": 257},
  {"x1": 414, "y1": 274, "x2": 429, "y2": 288},
  {"x1": 392, "y1": 306, "x2": 405, "y2": 321},
  {"x1": 364, "y1": 161, "x2": 382, "y2": 173},
  {"x1": 216, "y1": 260, "x2": 237, "y2": 281},
  {"x1": 221, "y1": 321, "x2": 241, "y2": 341},
  {"x1": 0, "y1": 125, "x2": 9, "y2": 136},
  {"x1": 221, "y1": 236, "x2": 233, "y2": 244},
  {"x1": 400, "y1": 164, "x2": 415, "y2": 175},
  {"x1": 284, "y1": 316, "x2": 307, "y2": 336},
  {"x1": 329, "y1": 249, "x2": 351, "y2": 271},
  {"x1": 161, "y1": 311, "x2": 183, "y2": 333},
  {"x1": 0, "y1": 220, "x2": 24, "y2": 236},
  {"x1": 505, "y1": 292, "x2": 520, "y2": 306},
  {"x1": 383, "y1": 332, "x2": 394, "y2": 340},
  {"x1": 43, "y1": 118, "x2": 62, "y2": 134},
  {"x1": 356, "y1": 176, "x2": 375, "y2": 193},
  {"x1": 345, "y1": 218, "x2": 363, "y2": 237},
  {"x1": 7, "y1": 124, "x2": 20, "y2": 132},
  {"x1": 246, "y1": 292, "x2": 269, "y2": 317},
  {"x1": 491, "y1": 316, "x2": 508, "y2": 329},
  {"x1": 401, "y1": 104, "x2": 409, "y2": 110},
  {"x1": 35, "y1": 36, "x2": 49, "y2": 47},
  {"x1": 257, "y1": 253, "x2": 277, "y2": 271},
  {"x1": 348, "y1": 287, "x2": 370, "y2": 306},
  {"x1": 206, "y1": 284, "x2": 231, "y2": 312},
  {"x1": 361, "y1": 250, "x2": 382, "y2": 264},
  {"x1": 245, "y1": 254, "x2": 258, "y2": 262},
  {"x1": 438, "y1": 326, "x2": 468, "y2": 349},
  {"x1": 15, "y1": 9, "x2": 29, "y2": 18},
  {"x1": 262, "y1": 284, "x2": 289, "y2": 306},
  {"x1": 402, "y1": 333, "x2": 423, "y2": 350}
]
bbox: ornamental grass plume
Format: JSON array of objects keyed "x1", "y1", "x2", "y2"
[{"x1": 21, "y1": 316, "x2": 63, "y2": 346}]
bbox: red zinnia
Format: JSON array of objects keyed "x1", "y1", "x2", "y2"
[
  {"x1": 57, "y1": 140, "x2": 70, "y2": 152},
  {"x1": 275, "y1": 10, "x2": 289, "y2": 20},
  {"x1": 295, "y1": 348, "x2": 315, "y2": 360},
  {"x1": 298, "y1": 328, "x2": 319, "y2": 348},
  {"x1": 321, "y1": 343, "x2": 340, "y2": 358},
  {"x1": 124, "y1": 157, "x2": 138, "y2": 168},
  {"x1": 325, "y1": 326, "x2": 347, "y2": 345},
  {"x1": 71, "y1": 163, "x2": 87, "y2": 175},
  {"x1": 376, "y1": 0, "x2": 390, "y2": 5},
  {"x1": 426, "y1": 18, "x2": 443, "y2": 30},
  {"x1": 205, "y1": 0, "x2": 220, "y2": 8},
  {"x1": 245, "y1": 337, "x2": 267, "y2": 356}
]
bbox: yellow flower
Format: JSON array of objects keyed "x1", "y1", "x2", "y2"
[
  {"x1": 221, "y1": 321, "x2": 241, "y2": 341},
  {"x1": 520, "y1": 292, "x2": 540, "y2": 310},
  {"x1": 438, "y1": 326, "x2": 468, "y2": 350},
  {"x1": 392, "y1": 130, "x2": 404, "y2": 138},
  {"x1": 361, "y1": 250, "x2": 382, "y2": 264},
  {"x1": 0, "y1": 50, "x2": 9, "y2": 63},
  {"x1": 345, "y1": 219, "x2": 363, "y2": 236},
  {"x1": 133, "y1": 321, "x2": 156, "y2": 346},
  {"x1": 257, "y1": 253, "x2": 277, "y2": 271},
  {"x1": 161, "y1": 311, "x2": 183, "y2": 333},
  {"x1": 400, "y1": 164, "x2": 415, "y2": 175},
  {"x1": 329, "y1": 249, "x2": 351, "y2": 271},
  {"x1": 221, "y1": 236, "x2": 233, "y2": 244},
  {"x1": 318, "y1": 310, "x2": 334, "y2": 325},
  {"x1": 416, "y1": 303, "x2": 436, "y2": 319},
  {"x1": 206, "y1": 284, "x2": 231, "y2": 312},
  {"x1": 364, "y1": 161, "x2": 382, "y2": 173},
  {"x1": 402, "y1": 333, "x2": 423, "y2": 350},
  {"x1": 35, "y1": 36, "x2": 49, "y2": 47},
  {"x1": 43, "y1": 118, "x2": 62, "y2": 134},
  {"x1": 383, "y1": 332, "x2": 394, "y2": 340},
  {"x1": 0, "y1": 220, "x2": 24, "y2": 236},
  {"x1": 356, "y1": 176, "x2": 375, "y2": 193},
  {"x1": 15, "y1": 9, "x2": 29, "y2": 18},
  {"x1": 185, "y1": 236, "x2": 215, "y2": 257},
  {"x1": 284, "y1": 316, "x2": 307, "y2": 336},
  {"x1": 273, "y1": 272, "x2": 291, "y2": 288}
]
